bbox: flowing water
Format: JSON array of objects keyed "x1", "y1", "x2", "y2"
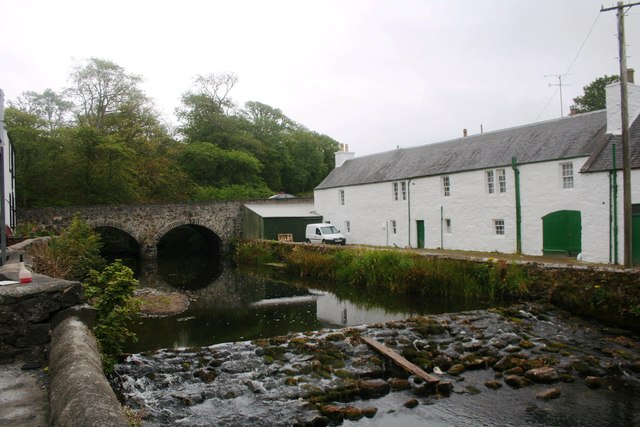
[{"x1": 114, "y1": 256, "x2": 640, "y2": 426}]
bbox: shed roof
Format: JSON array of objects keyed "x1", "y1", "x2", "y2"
[
  {"x1": 316, "y1": 110, "x2": 608, "y2": 190},
  {"x1": 244, "y1": 203, "x2": 319, "y2": 218}
]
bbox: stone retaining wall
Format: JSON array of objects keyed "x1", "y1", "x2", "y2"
[
  {"x1": 0, "y1": 239, "x2": 128, "y2": 426},
  {"x1": 0, "y1": 253, "x2": 83, "y2": 367},
  {"x1": 49, "y1": 318, "x2": 128, "y2": 427}
]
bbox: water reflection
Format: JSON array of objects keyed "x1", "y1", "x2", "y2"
[{"x1": 126, "y1": 257, "x2": 494, "y2": 353}]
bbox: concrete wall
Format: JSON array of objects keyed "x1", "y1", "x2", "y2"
[
  {"x1": 315, "y1": 159, "x2": 640, "y2": 264},
  {"x1": 49, "y1": 318, "x2": 128, "y2": 427}
]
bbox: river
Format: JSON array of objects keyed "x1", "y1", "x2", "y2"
[{"x1": 113, "y1": 257, "x2": 640, "y2": 426}]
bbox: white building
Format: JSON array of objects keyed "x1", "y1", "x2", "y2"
[
  {"x1": 314, "y1": 81, "x2": 640, "y2": 265},
  {"x1": 0, "y1": 89, "x2": 17, "y2": 254}
]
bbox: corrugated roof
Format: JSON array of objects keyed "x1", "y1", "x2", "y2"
[
  {"x1": 316, "y1": 110, "x2": 607, "y2": 189},
  {"x1": 581, "y1": 114, "x2": 640, "y2": 172},
  {"x1": 244, "y1": 203, "x2": 320, "y2": 218}
]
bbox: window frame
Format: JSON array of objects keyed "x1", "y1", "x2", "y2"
[
  {"x1": 390, "y1": 220, "x2": 397, "y2": 234},
  {"x1": 392, "y1": 182, "x2": 399, "y2": 201},
  {"x1": 494, "y1": 219, "x2": 505, "y2": 236},
  {"x1": 442, "y1": 176, "x2": 451, "y2": 197},
  {"x1": 497, "y1": 168, "x2": 506, "y2": 193},
  {"x1": 345, "y1": 220, "x2": 351, "y2": 233},
  {"x1": 486, "y1": 170, "x2": 495, "y2": 194},
  {"x1": 338, "y1": 189, "x2": 345, "y2": 205},
  {"x1": 561, "y1": 162, "x2": 574, "y2": 189},
  {"x1": 445, "y1": 218, "x2": 452, "y2": 234}
]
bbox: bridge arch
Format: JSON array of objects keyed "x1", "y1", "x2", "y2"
[
  {"x1": 147, "y1": 219, "x2": 224, "y2": 260},
  {"x1": 88, "y1": 220, "x2": 144, "y2": 258}
]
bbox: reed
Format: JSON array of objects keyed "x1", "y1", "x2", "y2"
[{"x1": 233, "y1": 241, "x2": 531, "y2": 301}]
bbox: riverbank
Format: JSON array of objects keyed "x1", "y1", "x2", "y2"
[
  {"x1": 114, "y1": 302, "x2": 640, "y2": 426},
  {"x1": 234, "y1": 241, "x2": 640, "y2": 333}
]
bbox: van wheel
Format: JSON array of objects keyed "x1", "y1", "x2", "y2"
[
  {"x1": 341, "y1": 241, "x2": 346, "y2": 246},
  {"x1": 305, "y1": 239, "x2": 310, "y2": 243},
  {"x1": 321, "y1": 240, "x2": 326, "y2": 244}
]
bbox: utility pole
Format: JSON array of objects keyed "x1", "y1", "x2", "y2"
[
  {"x1": 544, "y1": 74, "x2": 570, "y2": 117},
  {"x1": 601, "y1": 1, "x2": 640, "y2": 267}
]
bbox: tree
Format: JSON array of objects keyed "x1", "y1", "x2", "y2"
[
  {"x1": 11, "y1": 89, "x2": 73, "y2": 131},
  {"x1": 68, "y1": 58, "x2": 144, "y2": 129},
  {"x1": 572, "y1": 74, "x2": 620, "y2": 113}
]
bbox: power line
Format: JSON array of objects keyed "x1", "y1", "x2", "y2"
[{"x1": 534, "y1": 11, "x2": 601, "y2": 121}]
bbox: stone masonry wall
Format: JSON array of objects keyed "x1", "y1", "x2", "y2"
[
  {"x1": 19, "y1": 201, "x2": 245, "y2": 258},
  {"x1": 0, "y1": 256, "x2": 83, "y2": 368}
]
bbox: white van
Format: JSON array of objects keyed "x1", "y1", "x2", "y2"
[{"x1": 305, "y1": 223, "x2": 346, "y2": 245}]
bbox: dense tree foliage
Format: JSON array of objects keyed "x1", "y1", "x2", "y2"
[
  {"x1": 6, "y1": 59, "x2": 339, "y2": 208},
  {"x1": 572, "y1": 74, "x2": 620, "y2": 113}
]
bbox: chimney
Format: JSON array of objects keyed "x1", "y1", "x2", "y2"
[
  {"x1": 569, "y1": 106, "x2": 578, "y2": 116},
  {"x1": 334, "y1": 143, "x2": 355, "y2": 168},
  {"x1": 628, "y1": 68, "x2": 635, "y2": 84},
  {"x1": 605, "y1": 78, "x2": 640, "y2": 135},
  {"x1": 463, "y1": 129, "x2": 468, "y2": 137}
]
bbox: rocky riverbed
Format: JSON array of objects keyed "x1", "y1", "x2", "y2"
[{"x1": 114, "y1": 303, "x2": 640, "y2": 426}]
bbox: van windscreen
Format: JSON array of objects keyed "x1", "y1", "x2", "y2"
[{"x1": 321, "y1": 226, "x2": 339, "y2": 234}]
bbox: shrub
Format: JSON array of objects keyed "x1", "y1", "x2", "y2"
[
  {"x1": 31, "y1": 214, "x2": 105, "y2": 280},
  {"x1": 83, "y1": 260, "x2": 139, "y2": 371}
]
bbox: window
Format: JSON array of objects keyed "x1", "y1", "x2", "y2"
[
  {"x1": 339, "y1": 189, "x2": 345, "y2": 205},
  {"x1": 442, "y1": 176, "x2": 451, "y2": 197},
  {"x1": 392, "y1": 181, "x2": 407, "y2": 201},
  {"x1": 486, "y1": 170, "x2": 495, "y2": 194},
  {"x1": 494, "y1": 219, "x2": 505, "y2": 235},
  {"x1": 345, "y1": 221, "x2": 351, "y2": 233},
  {"x1": 561, "y1": 162, "x2": 574, "y2": 189},
  {"x1": 391, "y1": 220, "x2": 397, "y2": 234},
  {"x1": 497, "y1": 169, "x2": 506, "y2": 193},
  {"x1": 445, "y1": 218, "x2": 452, "y2": 233}
]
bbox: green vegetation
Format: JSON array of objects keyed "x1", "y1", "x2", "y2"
[
  {"x1": 83, "y1": 260, "x2": 139, "y2": 372},
  {"x1": 572, "y1": 74, "x2": 620, "y2": 113},
  {"x1": 6, "y1": 59, "x2": 339, "y2": 208},
  {"x1": 31, "y1": 214, "x2": 104, "y2": 280},
  {"x1": 235, "y1": 242, "x2": 530, "y2": 300},
  {"x1": 29, "y1": 217, "x2": 139, "y2": 371}
]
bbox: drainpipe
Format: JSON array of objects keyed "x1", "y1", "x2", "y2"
[
  {"x1": 612, "y1": 144, "x2": 619, "y2": 264},
  {"x1": 511, "y1": 157, "x2": 522, "y2": 254},
  {"x1": 609, "y1": 171, "x2": 613, "y2": 264},
  {"x1": 407, "y1": 178, "x2": 413, "y2": 248},
  {"x1": 440, "y1": 206, "x2": 444, "y2": 249}
]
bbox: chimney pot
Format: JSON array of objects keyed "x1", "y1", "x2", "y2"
[
  {"x1": 463, "y1": 129, "x2": 468, "y2": 137},
  {"x1": 627, "y1": 68, "x2": 635, "y2": 84}
]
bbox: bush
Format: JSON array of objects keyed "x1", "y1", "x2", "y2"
[
  {"x1": 31, "y1": 214, "x2": 105, "y2": 280},
  {"x1": 83, "y1": 260, "x2": 139, "y2": 371}
]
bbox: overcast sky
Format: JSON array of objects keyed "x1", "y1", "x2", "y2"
[{"x1": 1, "y1": 0, "x2": 638, "y2": 155}]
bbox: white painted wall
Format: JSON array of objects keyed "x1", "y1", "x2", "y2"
[
  {"x1": 0, "y1": 89, "x2": 15, "y2": 230},
  {"x1": 315, "y1": 157, "x2": 638, "y2": 264},
  {"x1": 606, "y1": 82, "x2": 640, "y2": 135}
]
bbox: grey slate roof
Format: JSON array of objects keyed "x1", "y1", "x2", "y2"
[
  {"x1": 581, "y1": 114, "x2": 640, "y2": 172},
  {"x1": 316, "y1": 110, "x2": 608, "y2": 190}
]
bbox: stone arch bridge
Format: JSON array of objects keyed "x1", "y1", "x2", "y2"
[{"x1": 19, "y1": 201, "x2": 244, "y2": 259}]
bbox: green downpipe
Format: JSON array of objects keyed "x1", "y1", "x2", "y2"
[
  {"x1": 511, "y1": 157, "x2": 522, "y2": 254},
  {"x1": 440, "y1": 206, "x2": 444, "y2": 249},
  {"x1": 613, "y1": 144, "x2": 618, "y2": 264}
]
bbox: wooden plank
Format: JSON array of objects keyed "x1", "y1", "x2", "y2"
[{"x1": 361, "y1": 335, "x2": 440, "y2": 385}]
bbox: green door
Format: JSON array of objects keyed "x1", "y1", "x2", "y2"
[
  {"x1": 633, "y1": 212, "x2": 640, "y2": 266},
  {"x1": 416, "y1": 220, "x2": 425, "y2": 249},
  {"x1": 542, "y1": 210, "x2": 582, "y2": 256}
]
